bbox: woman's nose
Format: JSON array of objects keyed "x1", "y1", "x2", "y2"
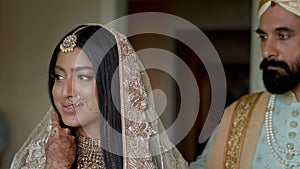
[{"x1": 63, "y1": 78, "x2": 74, "y2": 97}]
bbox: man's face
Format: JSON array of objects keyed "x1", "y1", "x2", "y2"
[{"x1": 257, "y1": 5, "x2": 300, "y2": 94}]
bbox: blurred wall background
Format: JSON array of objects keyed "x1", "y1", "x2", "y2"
[
  {"x1": 0, "y1": 0, "x2": 262, "y2": 168},
  {"x1": 126, "y1": 0, "x2": 263, "y2": 162}
]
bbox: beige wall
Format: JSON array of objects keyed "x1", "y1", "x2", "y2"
[
  {"x1": 250, "y1": 0, "x2": 265, "y2": 92},
  {"x1": 0, "y1": 0, "x2": 125, "y2": 168}
]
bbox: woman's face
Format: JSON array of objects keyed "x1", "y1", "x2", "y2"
[{"x1": 52, "y1": 47, "x2": 99, "y2": 136}]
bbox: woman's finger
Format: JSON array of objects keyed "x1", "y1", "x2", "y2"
[
  {"x1": 64, "y1": 128, "x2": 71, "y2": 135},
  {"x1": 51, "y1": 108, "x2": 60, "y2": 127},
  {"x1": 51, "y1": 126, "x2": 59, "y2": 136}
]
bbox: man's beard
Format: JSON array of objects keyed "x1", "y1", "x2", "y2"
[{"x1": 260, "y1": 58, "x2": 300, "y2": 94}]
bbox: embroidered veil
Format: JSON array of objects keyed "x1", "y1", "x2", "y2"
[{"x1": 10, "y1": 24, "x2": 188, "y2": 169}]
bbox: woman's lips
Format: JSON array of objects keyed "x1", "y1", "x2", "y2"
[{"x1": 62, "y1": 102, "x2": 84, "y2": 114}]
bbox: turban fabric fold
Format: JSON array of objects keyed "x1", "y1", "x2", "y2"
[{"x1": 258, "y1": 0, "x2": 300, "y2": 18}]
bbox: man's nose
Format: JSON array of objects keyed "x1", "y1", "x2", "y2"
[{"x1": 262, "y1": 37, "x2": 278, "y2": 59}]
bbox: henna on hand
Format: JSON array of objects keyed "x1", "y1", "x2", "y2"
[{"x1": 45, "y1": 109, "x2": 76, "y2": 169}]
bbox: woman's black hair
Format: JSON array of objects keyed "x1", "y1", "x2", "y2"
[{"x1": 48, "y1": 25, "x2": 123, "y2": 169}]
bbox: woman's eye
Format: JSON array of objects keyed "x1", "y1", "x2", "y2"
[
  {"x1": 54, "y1": 74, "x2": 64, "y2": 80},
  {"x1": 77, "y1": 75, "x2": 93, "y2": 80}
]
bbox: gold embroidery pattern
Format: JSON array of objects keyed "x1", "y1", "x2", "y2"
[
  {"x1": 21, "y1": 139, "x2": 47, "y2": 169},
  {"x1": 75, "y1": 132, "x2": 105, "y2": 169},
  {"x1": 114, "y1": 31, "x2": 157, "y2": 168},
  {"x1": 224, "y1": 92, "x2": 263, "y2": 169},
  {"x1": 19, "y1": 123, "x2": 51, "y2": 169}
]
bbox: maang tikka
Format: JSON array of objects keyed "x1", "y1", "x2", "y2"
[{"x1": 60, "y1": 25, "x2": 90, "y2": 53}]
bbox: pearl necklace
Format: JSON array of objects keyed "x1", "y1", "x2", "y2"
[{"x1": 265, "y1": 94, "x2": 300, "y2": 168}]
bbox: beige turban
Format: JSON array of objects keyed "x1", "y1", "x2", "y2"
[{"x1": 258, "y1": 0, "x2": 300, "y2": 18}]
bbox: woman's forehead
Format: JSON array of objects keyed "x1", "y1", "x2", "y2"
[{"x1": 56, "y1": 47, "x2": 93, "y2": 67}]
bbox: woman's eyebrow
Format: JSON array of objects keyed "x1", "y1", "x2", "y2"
[
  {"x1": 54, "y1": 66, "x2": 94, "y2": 72},
  {"x1": 72, "y1": 66, "x2": 94, "y2": 72},
  {"x1": 54, "y1": 66, "x2": 65, "y2": 72}
]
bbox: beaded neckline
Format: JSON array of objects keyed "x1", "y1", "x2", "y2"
[
  {"x1": 265, "y1": 94, "x2": 300, "y2": 169},
  {"x1": 75, "y1": 131, "x2": 105, "y2": 169}
]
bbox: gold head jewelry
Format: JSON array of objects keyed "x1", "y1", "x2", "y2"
[
  {"x1": 60, "y1": 34, "x2": 77, "y2": 53},
  {"x1": 60, "y1": 25, "x2": 90, "y2": 53}
]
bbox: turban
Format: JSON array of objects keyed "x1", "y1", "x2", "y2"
[{"x1": 258, "y1": 0, "x2": 300, "y2": 18}]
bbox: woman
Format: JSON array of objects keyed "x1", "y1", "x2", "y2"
[{"x1": 10, "y1": 24, "x2": 188, "y2": 168}]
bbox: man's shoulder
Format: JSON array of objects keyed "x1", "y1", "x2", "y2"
[
  {"x1": 238, "y1": 91, "x2": 266, "y2": 100},
  {"x1": 222, "y1": 91, "x2": 270, "y2": 120},
  {"x1": 228, "y1": 91, "x2": 270, "y2": 109}
]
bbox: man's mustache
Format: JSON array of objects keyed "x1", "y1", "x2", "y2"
[{"x1": 259, "y1": 58, "x2": 290, "y2": 73}]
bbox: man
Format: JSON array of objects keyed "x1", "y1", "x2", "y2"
[{"x1": 189, "y1": 0, "x2": 300, "y2": 168}]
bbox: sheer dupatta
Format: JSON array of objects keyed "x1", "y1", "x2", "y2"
[
  {"x1": 10, "y1": 24, "x2": 188, "y2": 169},
  {"x1": 113, "y1": 29, "x2": 187, "y2": 168}
]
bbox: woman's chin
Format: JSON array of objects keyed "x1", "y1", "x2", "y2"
[{"x1": 61, "y1": 118, "x2": 81, "y2": 128}]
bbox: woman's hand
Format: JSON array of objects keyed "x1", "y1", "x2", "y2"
[{"x1": 45, "y1": 109, "x2": 76, "y2": 169}]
